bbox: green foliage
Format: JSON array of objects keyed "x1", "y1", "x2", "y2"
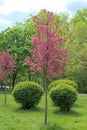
[
  {"x1": 49, "y1": 79, "x2": 78, "y2": 90},
  {"x1": 50, "y1": 83, "x2": 78, "y2": 112},
  {"x1": 48, "y1": 80, "x2": 59, "y2": 90},
  {"x1": 66, "y1": 43, "x2": 87, "y2": 93},
  {"x1": 12, "y1": 81, "x2": 43, "y2": 109},
  {"x1": 70, "y1": 8, "x2": 87, "y2": 45},
  {"x1": 65, "y1": 8, "x2": 87, "y2": 93}
]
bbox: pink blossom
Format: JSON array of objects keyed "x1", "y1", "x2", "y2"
[
  {"x1": 0, "y1": 50, "x2": 15, "y2": 80},
  {"x1": 24, "y1": 10, "x2": 70, "y2": 79}
]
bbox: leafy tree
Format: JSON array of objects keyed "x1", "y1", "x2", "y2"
[
  {"x1": 65, "y1": 8, "x2": 87, "y2": 92},
  {"x1": 25, "y1": 9, "x2": 69, "y2": 124},
  {"x1": 70, "y1": 8, "x2": 87, "y2": 45},
  {"x1": 67, "y1": 44, "x2": 87, "y2": 93},
  {"x1": 0, "y1": 50, "x2": 14, "y2": 103},
  {"x1": 0, "y1": 22, "x2": 33, "y2": 88}
]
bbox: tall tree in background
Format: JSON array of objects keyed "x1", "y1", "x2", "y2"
[
  {"x1": 0, "y1": 23, "x2": 33, "y2": 88},
  {"x1": 70, "y1": 8, "x2": 87, "y2": 45},
  {"x1": 0, "y1": 50, "x2": 14, "y2": 104},
  {"x1": 25, "y1": 9, "x2": 69, "y2": 124},
  {"x1": 66, "y1": 8, "x2": 87, "y2": 92}
]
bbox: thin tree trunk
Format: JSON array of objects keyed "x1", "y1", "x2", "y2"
[
  {"x1": 43, "y1": 74, "x2": 48, "y2": 125},
  {"x1": 12, "y1": 70, "x2": 17, "y2": 89},
  {"x1": 4, "y1": 85, "x2": 6, "y2": 104},
  {"x1": 4, "y1": 80, "x2": 7, "y2": 104},
  {"x1": 0, "y1": 81, "x2": 3, "y2": 89}
]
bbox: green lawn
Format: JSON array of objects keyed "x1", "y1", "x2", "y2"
[{"x1": 0, "y1": 92, "x2": 87, "y2": 130}]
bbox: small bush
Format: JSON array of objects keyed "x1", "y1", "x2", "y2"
[
  {"x1": 49, "y1": 79, "x2": 78, "y2": 91},
  {"x1": 12, "y1": 81, "x2": 43, "y2": 109},
  {"x1": 50, "y1": 83, "x2": 78, "y2": 112}
]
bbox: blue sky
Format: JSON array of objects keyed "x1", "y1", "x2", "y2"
[{"x1": 0, "y1": 0, "x2": 87, "y2": 31}]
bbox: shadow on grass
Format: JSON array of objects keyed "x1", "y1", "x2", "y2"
[
  {"x1": 73, "y1": 103, "x2": 83, "y2": 108},
  {"x1": 39, "y1": 122, "x2": 66, "y2": 130},
  {"x1": 15, "y1": 106, "x2": 44, "y2": 113},
  {"x1": 54, "y1": 108, "x2": 81, "y2": 117}
]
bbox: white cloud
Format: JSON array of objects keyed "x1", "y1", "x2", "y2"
[
  {"x1": 0, "y1": 0, "x2": 87, "y2": 15},
  {"x1": 0, "y1": 0, "x2": 73, "y2": 15},
  {"x1": 0, "y1": 0, "x2": 87, "y2": 31}
]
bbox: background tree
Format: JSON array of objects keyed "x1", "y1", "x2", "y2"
[
  {"x1": 65, "y1": 8, "x2": 87, "y2": 93},
  {"x1": 0, "y1": 22, "x2": 33, "y2": 88},
  {"x1": 0, "y1": 50, "x2": 14, "y2": 103},
  {"x1": 70, "y1": 8, "x2": 87, "y2": 45},
  {"x1": 67, "y1": 44, "x2": 87, "y2": 93}
]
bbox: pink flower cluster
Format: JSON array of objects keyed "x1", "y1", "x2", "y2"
[
  {"x1": 25, "y1": 10, "x2": 70, "y2": 79},
  {"x1": 0, "y1": 50, "x2": 14, "y2": 80}
]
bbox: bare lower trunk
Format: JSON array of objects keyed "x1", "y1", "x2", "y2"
[
  {"x1": 43, "y1": 74, "x2": 48, "y2": 125},
  {"x1": 4, "y1": 85, "x2": 6, "y2": 104},
  {"x1": 0, "y1": 81, "x2": 3, "y2": 89},
  {"x1": 12, "y1": 70, "x2": 17, "y2": 89}
]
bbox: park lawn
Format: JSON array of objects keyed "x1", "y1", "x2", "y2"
[{"x1": 0, "y1": 92, "x2": 87, "y2": 130}]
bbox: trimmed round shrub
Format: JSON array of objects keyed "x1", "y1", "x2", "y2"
[
  {"x1": 48, "y1": 80, "x2": 59, "y2": 90},
  {"x1": 50, "y1": 83, "x2": 78, "y2": 112},
  {"x1": 49, "y1": 79, "x2": 78, "y2": 91},
  {"x1": 12, "y1": 81, "x2": 43, "y2": 109}
]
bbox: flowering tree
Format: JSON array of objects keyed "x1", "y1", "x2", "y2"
[
  {"x1": 0, "y1": 50, "x2": 14, "y2": 104},
  {"x1": 25, "y1": 9, "x2": 69, "y2": 124}
]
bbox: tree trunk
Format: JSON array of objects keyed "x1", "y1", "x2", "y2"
[
  {"x1": 4, "y1": 85, "x2": 6, "y2": 104},
  {"x1": 12, "y1": 70, "x2": 17, "y2": 89},
  {"x1": 43, "y1": 74, "x2": 48, "y2": 125},
  {"x1": 3, "y1": 80, "x2": 7, "y2": 104},
  {"x1": 0, "y1": 81, "x2": 3, "y2": 88}
]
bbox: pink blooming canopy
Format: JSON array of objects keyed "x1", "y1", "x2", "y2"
[
  {"x1": 25, "y1": 10, "x2": 69, "y2": 79},
  {"x1": 0, "y1": 50, "x2": 14, "y2": 80}
]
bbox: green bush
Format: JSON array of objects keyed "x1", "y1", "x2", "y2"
[
  {"x1": 48, "y1": 80, "x2": 59, "y2": 90},
  {"x1": 49, "y1": 79, "x2": 78, "y2": 91},
  {"x1": 12, "y1": 81, "x2": 43, "y2": 109},
  {"x1": 50, "y1": 83, "x2": 78, "y2": 112}
]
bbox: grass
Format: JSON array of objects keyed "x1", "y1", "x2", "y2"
[{"x1": 0, "y1": 92, "x2": 87, "y2": 130}]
